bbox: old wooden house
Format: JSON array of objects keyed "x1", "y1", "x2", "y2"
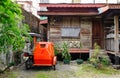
[{"x1": 38, "y1": 3, "x2": 120, "y2": 64}]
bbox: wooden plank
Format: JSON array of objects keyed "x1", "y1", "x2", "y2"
[
  {"x1": 106, "y1": 51, "x2": 116, "y2": 55},
  {"x1": 81, "y1": 18, "x2": 92, "y2": 49},
  {"x1": 114, "y1": 16, "x2": 119, "y2": 65}
]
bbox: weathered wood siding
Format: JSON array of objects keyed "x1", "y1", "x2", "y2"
[
  {"x1": 22, "y1": 8, "x2": 40, "y2": 33},
  {"x1": 92, "y1": 19, "x2": 104, "y2": 48},
  {"x1": 80, "y1": 18, "x2": 92, "y2": 49},
  {"x1": 49, "y1": 16, "x2": 92, "y2": 49},
  {"x1": 105, "y1": 38, "x2": 115, "y2": 51}
]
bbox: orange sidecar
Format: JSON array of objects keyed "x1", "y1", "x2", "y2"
[
  {"x1": 25, "y1": 42, "x2": 57, "y2": 70},
  {"x1": 33, "y1": 42, "x2": 57, "y2": 67}
]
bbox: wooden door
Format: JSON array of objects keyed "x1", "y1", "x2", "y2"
[{"x1": 92, "y1": 19, "x2": 103, "y2": 48}]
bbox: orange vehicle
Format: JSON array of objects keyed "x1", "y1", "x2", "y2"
[{"x1": 24, "y1": 33, "x2": 57, "y2": 70}]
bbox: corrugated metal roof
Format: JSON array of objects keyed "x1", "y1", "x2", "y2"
[
  {"x1": 40, "y1": 20, "x2": 48, "y2": 24},
  {"x1": 38, "y1": 11, "x2": 98, "y2": 16},
  {"x1": 38, "y1": 4, "x2": 120, "y2": 16},
  {"x1": 40, "y1": 3, "x2": 106, "y2": 8},
  {"x1": 109, "y1": 4, "x2": 120, "y2": 9}
]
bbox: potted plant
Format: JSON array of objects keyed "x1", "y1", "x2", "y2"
[
  {"x1": 76, "y1": 42, "x2": 83, "y2": 65},
  {"x1": 61, "y1": 42, "x2": 71, "y2": 64},
  {"x1": 76, "y1": 59, "x2": 83, "y2": 65}
]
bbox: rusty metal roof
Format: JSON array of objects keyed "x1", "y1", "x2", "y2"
[
  {"x1": 109, "y1": 4, "x2": 120, "y2": 9},
  {"x1": 39, "y1": 3, "x2": 120, "y2": 10},
  {"x1": 40, "y1": 3, "x2": 106, "y2": 8},
  {"x1": 38, "y1": 4, "x2": 120, "y2": 16},
  {"x1": 38, "y1": 11, "x2": 98, "y2": 16},
  {"x1": 40, "y1": 20, "x2": 48, "y2": 24}
]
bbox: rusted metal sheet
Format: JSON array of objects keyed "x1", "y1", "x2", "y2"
[
  {"x1": 39, "y1": 3, "x2": 105, "y2": 8},
  {"x1": 40, "y1": 20, "x2": 48, "y2": 24},
  {"x1": 38, "y1": 11, "x2": 99, "y2": 16},
  {"x1": 109, "y1": 4, "x2": 120, "y2": 9}
]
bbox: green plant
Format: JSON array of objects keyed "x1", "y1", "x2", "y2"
[
  {"x1": 54, "y1": 44, "x2": 60, "y2": 56},
  {"x1": 99, "y1": 57, "x2": 110, "y2": 66},
  {"x1": 36, "y1": 74, "x2": 48, "y2": 78},
  {"x1": 76, "y1": 59, "x2": 83, "y2": 64},
  {"x1": 79, "y1": 42, "x2": 82, "y2": 49},
  {"x1": 0, "y1": 71, "x2": 17, "y2": 78},
  {"x1": 61, "y1": 42, "x2": 71, "y2": 60},
  {"x1": 89, "y1": 43, "x2": 101, "y2": 68},
  {"x1": 89, "y1": 43, "x2": 111, "y2": 69},
  {"x1": 92, "y1": 43, "x2": 100, "y2": 58},
  {"x1": 0, "y1": 0, "x2": 30, "y2": 53}
]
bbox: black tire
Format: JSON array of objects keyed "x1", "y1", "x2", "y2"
[
  {"x1": 52, "y1": 65, "x2": 56, "y2": 70},
  {"x1": 25, "y1": 59, "x2": 32, "y2": 70}
]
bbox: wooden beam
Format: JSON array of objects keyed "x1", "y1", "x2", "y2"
[{"x1": 114, "y1": 16, "x2": 119, "y2": 65}]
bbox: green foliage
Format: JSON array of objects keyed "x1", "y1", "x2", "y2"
[
  {"x1": 99, "y1": 56, "x2": 110, "y2": 66},
  {"x1": 89, "y1": 43, "x2": 110, "y2": 69},
  {"x1": 54, "y1": 44, "x2": 60, "y2": 56},
  {"x1": 78, "y1": 64, "x2": 120, "y2": 75},
  {"x1": 36, "y1": 73, "x2": 49, "y2": 78},
  {"x1": 92, "y1": 43, "x2": 100, "y2": 58},
  {"x1": 76, "y1": 59, "x2": 84, "y2": 64},
  {"x1": 0, "y1": 71, "x2": 17, "y2": 78},
  {"x1": 89, "y1": 43, "x2": 100, "y2": 68},
  {"x1": 14, "y1": 51, "x2": 22, "y2": 65},
  {"x1": 61, "y1": 42, "x2": 71, "y2": 60},
  {"x1": 79, "y1": 42, "x2": 82, "y2": 49},
  {"x1": 0, "y1": 0, "x2": 30, "y2": 53}
]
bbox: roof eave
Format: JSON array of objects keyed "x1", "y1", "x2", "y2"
[{"x1": 38, "y1": 11, "x2": 98, "y2": 16}]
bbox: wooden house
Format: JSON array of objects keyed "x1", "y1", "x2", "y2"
[{"x1": 38, "y1": 3, "x2": 120, "y2": 64}]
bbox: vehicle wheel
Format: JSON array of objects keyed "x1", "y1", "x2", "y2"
[
  {"x1": 25, "y1": 59, "x2": 32, "y2": 70},
  {"x1": 52, "y1": 65, "x2": 56, "y2": 70}
]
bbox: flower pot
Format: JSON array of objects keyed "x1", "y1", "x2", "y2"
[{"x1": 76, "y1": 59, "x2": 83, "y2": 65}]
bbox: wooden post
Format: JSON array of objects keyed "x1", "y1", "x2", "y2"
[
  {"x1": 33, "y1": 36, "x2": 36, "y2": 44},
  {"x1": 47, "y1": 17, "x2": 50, "y2": 42},
  {"x1": 114, "y1": 16, "x2": 119, "y2": 65}
]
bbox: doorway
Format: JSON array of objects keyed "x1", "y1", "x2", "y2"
[{"x1": 92, "y1": 19, "x2": 104, "y2": 48}]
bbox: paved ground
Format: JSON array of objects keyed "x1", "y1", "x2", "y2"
[
  {"x1": 15, "y1": 61, "x2": 78, "y2": 78},
  {"x1": 14, "y1": 61, "x2": 120, "y2": 78}
]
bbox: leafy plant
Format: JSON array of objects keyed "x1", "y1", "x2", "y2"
[
  {"x1": 61, "y1": 42, "x2": 71, "y2": 60},
  {"x1": 89, "y1": 43, "x2": 110, "y2": 69},
  {"x1": 79, "y1": 42, "x2": 82, "y2": 49},
  {"x1": 0, "y1": 0, "x2": 30, "y2": 53},
  {"x1": 54, "y1": 44, "x2": 60, "y2": 56},
  {"x1": 0, "y1": 0, "x2": 31, "y2": 70},
  {"x1": 76, "y1": 59, "x2": 83, "y2": 64},
  {"x1": 99, "y1": 56, "x2": 110, "y2": 66}
]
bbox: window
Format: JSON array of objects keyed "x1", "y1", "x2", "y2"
[{"x1": 61, "y1": 28, "x2": 80, "y2": 38}]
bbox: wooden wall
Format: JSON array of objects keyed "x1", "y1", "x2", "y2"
[
  {"x1": 80, "y1": 18, "x2": 92, "y2": 49},
  {"x1": 22, "y1": 8, "x2": 40, "y2": 33},
  {"x1": 22, "y1": 8, "x2": 48, "y2": 41},
  {"x1": 49, "y1": 16, "x2": 92, "y2": 49}
]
